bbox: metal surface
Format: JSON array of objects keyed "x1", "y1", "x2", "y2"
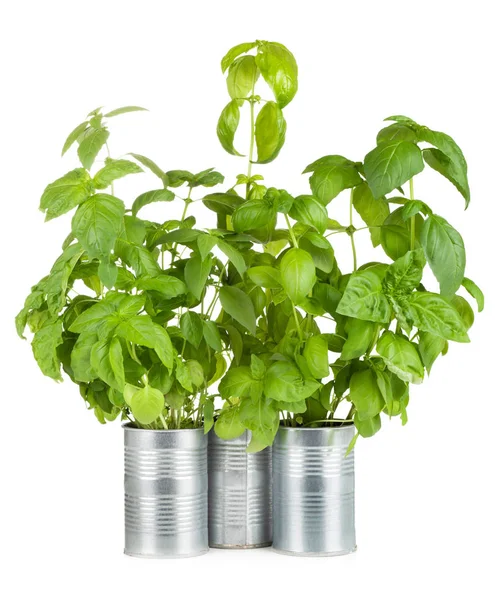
[
  {"x1": 272, "y1": 425, "x2": 356, "y2": 556},
  {"x1": 123, "y1": 425, "x2": 208, "y2": 558},
  {"x1": 208, "y1": 430, "x2": 272, "y2": 548}
]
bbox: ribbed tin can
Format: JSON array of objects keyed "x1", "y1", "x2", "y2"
[
  {"x1": 273, "y1": 425, "x2": 356, "y2": 556},
  {"x1": 123, "y1": 425, "x2": 208, "y2": 558},
  {"x1": 208, "y1": 430, "x2": 272, "y2": 548}
]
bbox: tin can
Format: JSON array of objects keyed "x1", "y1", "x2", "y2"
[
  {"x1": 124, "y1": 425, "x2": 208, "y2": 558},
  {"x1": 208, "y1": 430, "x2": 272, "y2": 548},
  {"x1": 272, "y1": 425, "x2": 356, "y2": 556}
]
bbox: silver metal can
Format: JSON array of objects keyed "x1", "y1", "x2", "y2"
[
  {"x1": 272, "y1": 425, "x2": 356, "y2": 556},
  {"x1": 208, "y1": 430, "x2": 272, "y2": 548},
  {"x1": 123, "y1": 425, "x2": 208, "y2": 558}
]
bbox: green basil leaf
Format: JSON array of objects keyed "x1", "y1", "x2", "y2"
[
  {"x1": 341, "y1": 318, "x2": 378, "y2": 361},
  {"x1": 39, "y1": 168, "x2": 93, "y2": 221},
  {"x1": 90, "y1": 337, "x2": 125, "y2": 392},
  {"x1": 249, "y1": 355, "x2": 265, "y2": 380},
  {"x1": 303, "y1": 335, "x2": 330, "y2": 379},
  {"x1": 62, "y1": 121, "x2": 89, "y2": 156},
  {"x1": 218, "y1": 366, "x2": 254, "y2": 398},
  {"x1": 44, "y1": 244, "x2": 85, "y2": 314},
  {"x1": 402, "y1": 200, "x2": 431, "y2": 220},
  {"x1": 214, "y1": 402, "x2": 246, "y2": 439},
  {"x1": 128, "y1": 153, "x2": 169, "y2": 185},
  {"x1": 240, "y1": 394, "x2": 279, "y2": 452},
  {"x1": 232, "y1": 200, "x2": 276, "y2": 232},
  {"x1": 117, "y1": 316, "x2": 174, "y2": 369},
  {"x1": 247, "y1": 266, "x2": 282, "y2": 288},
  {"x1": 450, "y1": 295, "x2": 474, "y2": 330},
  {"x1": 115, "y1": 241, "x2": 161, "y2": 277},
  {"x1": 380, "y1": 207, "x2": 422, "y2": 261},
  {"x1": 136, "y1": 274, "x2": 186, "y2": 298},
  {"x1": 31, "y1": 319, "x2": 64, "y2": 381},
  {"x1": 255, "y1": 41, "x2": 298, "y2": 108},
  {"x1": 349, "y1": 369, "x2": 384, "y2": 419},
  {"x1": 376, "y1": 123, "x2": 418, "y2": 144},
  {"x1": 418, "y1": 332, "x2": 446, "y2": 374},
  {"x1": 352, "y1": 182, "x2": 389, "y2": 247},
  {"x1": 148, "y1": 363, "x2": 173, "y2": 394},
  {"x1": 375, "y1": 369, "x2": 408, "y2": 416},
  {"x1": 461, "y1": 277, "x2": 484, "y2": 312},
  {"x1": 303, "y1": 154, "x2": 358, "y2": 174},
  {"x1": 406, "y1": 292, "x2": 469, "y2": 343},
  {"x1": 203, "y1": 321, "x2": 222, "y2": 352},
  {"x1": 196, "y1": 233, "x2": 217, "y2": 260},
  {"x1": 376, "y1": 331, "x2": 424, "y2": 384},
  {"x1": 125, "y1": 383, "x2": 164, "y2": 425},
  {"x1": 77, "y1": 127, "x2": 109, "y2": 170},
  {"x1": 72, "y1": 194, "x2": 125, "y2": 260},
  {"x1": 209, "y1": 355, "x2": 227, "y2": 388},
  {"x1": 384, "y1": 115, "x2": 418, "y2": 126},
  {"x1": 298, "y1": 233, "x2": 335, "y2": 274},
  {"x1": 363, "y1": 140, "x2": 424, "y2": 198},
  {"x1": 93, "y1": 158, "x2": 143, "y2": 189},
  {"x1": 221, "y1": 41, "x2": 257, "y2": 73},
  {"x1": 420, "y1": 214, "x2": 465, "y2": 298},
  {"x1": 131, "y1": 189, "x2": 175, "y2": 216},
  {"x1": 121, "y1": 215, "x2": 146, "y2": 245},
  {"x1": 337, "y1": 268, "x2": 391, "y2": 323},
  {"x1": 219, "y1": 286, "x2": 257, "y2": 335},
  {"x1": 175, "y1": 360, "x2": 193, "y2": 392},
  {"x1": 289, "y1": 195, "x2": 328, "y2": 234},
  {"x1": 383, "y1": 248, "x2": 426, "y2": 296},
  {"x1": 98, "y1": 260, "x2": 118, "y2": 289},
  {"x1": 203, "y1": 192, "x2": 244, "y2": 215},
  {"x1": 180, "y1": 311, "x2": 203, "y2": 349},
  {"x1": 227, "y1": 55, "x2": 259, "y2": 100},
  {"x1": 216, "y1": 239, "x2": 247, "y2": 275},
  {"x1": 71, "y1": 332, "x2": 98, "y2": 382},
  {"x1": 203, "y1": 398, "x2": 215, "y2": 434},
  {"x1": 104, "y1": 106, "x2": 148, "y2": 117},
  {"x1": 354, "y1": 413, "x2": 381, "y2": 438},
  {"x1": 417, "y1": 127, "x2": 469, "y2": 207},
  {"x1": 190, "y1": 168, "x2": 224, "y2": 188},
  {"x1": 217, "y1": 100, "x2": 243, "y2": 156},
  {"x1": 309, "y1": 161, "x2": 362, "y2": 205},
  {"x1": 184, "y1": 254, "x2": 213, "y2": 300},
  {"x1": 313, "y1": 283, "x2": 342, "y2": 318},
  {"x1": 254, "y1": 101, "x2": 286, "y2": 164},
  {"x1": 280, "y1": 248, "x2": 315, "y2": 304},
  {"x1": 264, "y1": 361, "x2": 313, "y2": 403}
]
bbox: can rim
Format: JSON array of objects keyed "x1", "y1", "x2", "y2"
[
  {"x1": 122, "y1": 423, "x2": 204, "y2": 433},
  {"x1": 278, "y1": 420, "x2": 354, "y2": 430}
]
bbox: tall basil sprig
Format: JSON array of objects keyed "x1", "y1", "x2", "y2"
[
  {"x1": 16, "y1": 107, "x2": 231, "y2": 429},
  {"x1": 206, "y1": 41, "x2": 302, "y2": 450}
]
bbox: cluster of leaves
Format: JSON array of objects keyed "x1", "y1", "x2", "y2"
[
  {"x1": 17, "y1": 42, "x2": 484, "y2": 451},
  {"x1": 217, "y1": 40, "x2": 297, "y2": 164},
  {"x1": 16, "y1": 106, "x2": 239, "y2": 428}
]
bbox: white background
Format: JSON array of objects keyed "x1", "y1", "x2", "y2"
[{"x1": 1, "y1": 1, "x2": 493, "y2": 598}]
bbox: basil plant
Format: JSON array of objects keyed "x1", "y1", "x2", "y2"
[
  {"x1": 211, "y1": 43, "x2": 484, "y2": 451},
  {"x1": 16, "y1": 106, "x2": 239, "y2": 429}
]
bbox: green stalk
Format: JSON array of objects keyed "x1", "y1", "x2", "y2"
[
  {"x1": 284, "y1": 214, "x2": 299, "y2": 248},
  {"x1": 246, "y1": 81, "x2": 256, "y2": 197},
  {"x1": 170, "y1": 187, "x2": 193, "y2": 266},
  {"x1": 292, "y1": 303, "x2": 303, "y2": 342},
  {"x1": 409, "y1": 178, "x2": 415, "y2": 251},
  {"x1": 349, "y1": 188, "x2": 357, "y2": 272}
]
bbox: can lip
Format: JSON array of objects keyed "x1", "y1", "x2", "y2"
[
  {"x1": 278, "y1": 420, "x2": 354, "y2": 430},
  {"x1": 122, "y1": 423, "x2": 204, "y2": 433}
]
